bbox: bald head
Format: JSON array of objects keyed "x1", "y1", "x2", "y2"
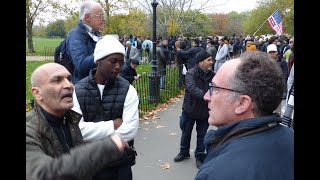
[
  {"x1": 31, "y1": 63, "x2": 70, "y2": 88},
  {"x1": 30, "y1": 63, "x2": 74, "y2": 117}
]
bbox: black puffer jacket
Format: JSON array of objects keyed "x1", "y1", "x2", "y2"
[
  {"x1": 75, "y1": 68, "x2": 130, "y2": 122},
  {"x1": 182, "y1": 65, "x2": 215, "y2": 120}
]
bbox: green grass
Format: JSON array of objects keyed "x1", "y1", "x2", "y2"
[{"x1": 26, "y1": 37, "x2": 62, "y2": 56}]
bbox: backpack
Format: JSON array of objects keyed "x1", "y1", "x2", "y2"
[
  {"x1": 145, "y1": 43, "x2": 150, "y2": 52},
  {"x1": 54, "y1": 38, "x2": 74, "y2": 74},
  {"x1": 54, "y1": 28, "x2": 90, "y2": 74}
]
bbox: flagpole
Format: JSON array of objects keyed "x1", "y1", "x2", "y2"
[{"x1": 253, "y1": 19, "x2": 268, "y2": 36}]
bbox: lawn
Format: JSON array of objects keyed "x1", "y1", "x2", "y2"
[{"x1": 26, "y1": 37, "x2": 62, "y2": 56}]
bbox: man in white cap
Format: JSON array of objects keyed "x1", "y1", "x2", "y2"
[
  {"x1": 267, "y1": 44, "x2": 288, "y2": 99},
  {"x1": 72, "y1": 35, "x2": 139, "y2": 180}
]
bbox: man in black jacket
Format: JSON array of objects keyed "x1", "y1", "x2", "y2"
[
  {"x1": 120, "y1": 59, "x2": 141, "y2": 84},
  {"x1": 173, "y1": 51, "x2": 215, "y2": 169}
]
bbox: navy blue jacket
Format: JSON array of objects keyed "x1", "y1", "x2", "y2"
[
  {"x1": 119, "y1": 62, "x2": 137, "y2": 84},
  {"x1": 195, "y1": 114, "x2": 294, "y2": 180},
  {"x1": 66, "y1": 21, "x2": 97, "y2": 83}
]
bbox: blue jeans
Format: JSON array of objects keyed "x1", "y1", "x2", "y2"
[{"x1": 179, "y1": 112, "x2": 209, "y2": 159}]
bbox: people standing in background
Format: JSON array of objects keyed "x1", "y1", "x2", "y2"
[
  {"x1": 214, "y1": 36, "x2": 229, "y2": 73},
  {"x1": 206, "y1": 40, "x2": 217, "y2": 70},
  {"x1": 156, "y1": 40, "x2": 167, "y2": 90},
  {"x1": 125, "y1": 41, "x2": 139, "y2": 63},
  {"x1": 67, "y1": 1, "x2": 104, "y2": 84},
  {"x1": 120, "y1": 59, "x2": 141, "y2": 85}
]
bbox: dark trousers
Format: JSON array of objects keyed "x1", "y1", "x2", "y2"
[
  {"x1": 92, "y1": 164, "x2": 132, "y2": 180},
  {"x1": 179, "y1": 111, "x2": 209, "y2": 159},
  {"x1": 177, "y1": 64, "x2": 185, "y2": 87}
]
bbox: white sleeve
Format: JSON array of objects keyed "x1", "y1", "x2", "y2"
[
  {"x1": 72, "y1": 90, "x2": 115, "y2": 143},
  {"x1": 115, "y1": 85, "x2": 139, "y2": 142}
]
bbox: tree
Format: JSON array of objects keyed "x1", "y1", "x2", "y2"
[
  {"x1": 46, "y1": 20, "x2": 65, "y2": 38},
  {"x1": 107, "y1": 9, "x2": 149, "y2": 37},
  {"x1": 209, "y1": 13, "x2": 230, "y2": 36},
  {"x1": 136, "y1": 0, "x2": 214, "y2": 38},
  {"x1": 26, "y1": 0, "x2": 75, "y2": 54},
  {"x1": 243, "y1": 0, "x2": 294, "y2": 36}
]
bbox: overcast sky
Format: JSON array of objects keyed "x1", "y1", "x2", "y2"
[
  {"x1": 199, "y1": 0, "x2": 258, "y2": 13},
  {"x1": 34, "y1": 0, "x2": 258, "y2": 25}
]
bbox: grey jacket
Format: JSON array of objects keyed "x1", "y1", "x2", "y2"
[{"x1": 26, "y1": 104, "x2": 122, "y2": 180}]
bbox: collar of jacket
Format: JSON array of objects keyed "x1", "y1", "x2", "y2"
[
  {"x1": 204, "y1": 113, "x2": 282, "y2": 148},
  {"x1": 89, "y1": 68, "x2": 117, "y2": 87},
  {"x1": 33, "y1": 102, "x2": 82, "y2": 133}
]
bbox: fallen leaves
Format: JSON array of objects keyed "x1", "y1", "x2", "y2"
[
  {"x1": 140, "y1": 94, "x2": 184, "y2": 121},
  {"x1": 159, "y1": 162, "x2": 171, "y2": 169}
]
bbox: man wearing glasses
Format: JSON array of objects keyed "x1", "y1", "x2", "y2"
[
  {"x1": 173, "y1": 51, "x2": 214, "y2": 169},
  {"x1": 195, "y1": 51, "x2": 293, "y2": 180},
  {"x1": 66, "y1": 1, "x2": 105, "y2": 84}
]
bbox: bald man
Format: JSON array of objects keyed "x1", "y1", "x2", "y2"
[{"x1": 26, "y1": 63, "x2": 128, "y2": 180}]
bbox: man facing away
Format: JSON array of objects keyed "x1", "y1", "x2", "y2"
[
  {"x1": 72, "y1": 35, "x2": 139, "y2": 180},
  {"x1": 195, "y1": 51, "x2": 293, "y2": 180},
  {"x1": 26, "y1": 63, "x2": 128, "y2": 180},
  {"x1": 67, "y1": 1, "x2": 105, "y2": 84},
  {"x1": 174, "y1": 51, "x2": 214, "y2": 169}
]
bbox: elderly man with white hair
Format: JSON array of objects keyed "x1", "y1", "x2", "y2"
[
  {"x1": 125, "y1": 40, "x2": 140, "y2": 63},
  {"x1": 66, "y1": 1, "x2": 106, "y2": 84}
]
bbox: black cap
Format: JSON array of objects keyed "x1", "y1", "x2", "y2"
[{"x1": 195, "y1": 51, "x2": 211, "y2": 64}]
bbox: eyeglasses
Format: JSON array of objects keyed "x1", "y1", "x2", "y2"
[
  {"x1": 91, "y1": 13, "x2": 106, "y2": 20},
  {"x1": 209, "y1": 82, "x2": 242, "y2": 96}
]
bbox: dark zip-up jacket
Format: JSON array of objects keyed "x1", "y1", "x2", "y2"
[
  {"x1": 182, "y1": 65, "x2": 215, "y2": 120},
  {"x1": 26, "y1": 103, "x2": 122, "y2": 180}
]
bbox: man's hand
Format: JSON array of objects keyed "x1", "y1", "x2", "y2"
[
  {"x1": 134, "y1": 74, "x2": 141, "y2": 80},
  {"x1": 110, "y1": 134, "x2": 129, "y2": 152},
  {"x1": 113, "y1": 118, "x2": 123, "y2": 130}
]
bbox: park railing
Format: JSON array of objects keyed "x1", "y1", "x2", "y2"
[{"x1": 132, "y1": 64, "x2": 184, "y2": 117}]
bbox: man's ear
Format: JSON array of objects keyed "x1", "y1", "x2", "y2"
[
  {"x1": 31, "y1": 87, "x2": 42, "y2": 101},
  {"x1": 235, "y1": 95, "x2": 252, "y2": 115}
]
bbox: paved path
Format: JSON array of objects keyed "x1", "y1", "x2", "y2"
[
  {"x1": 132, "y1": 95, "x2": 217, "y2": 180},
  {"x1": 26, "y1": 56, "x2": 53, "y2": 61}
]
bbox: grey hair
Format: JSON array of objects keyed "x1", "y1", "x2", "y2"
[
  {"x1": 79, "y1": 1, "x2": 100, "y2": 20},
  {"x1": 228, "y1": 51, "x2": 285, "y2": 116}
]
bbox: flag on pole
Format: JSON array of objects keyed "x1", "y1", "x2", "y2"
[{"x1": 267, "y1": 9, "x2": 284, "y2": 35}]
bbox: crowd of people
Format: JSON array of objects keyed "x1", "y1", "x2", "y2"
[{"x1": 26, "y1": 1, "x2": 294, "y2": 179}]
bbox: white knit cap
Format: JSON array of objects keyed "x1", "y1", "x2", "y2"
[{"x1": 94, "y1": 35, "x2": 125, "y2": 63}]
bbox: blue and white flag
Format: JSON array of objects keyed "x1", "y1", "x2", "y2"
[{"x1": 267, "y1": 9, "x2": 284, "y2": 35}]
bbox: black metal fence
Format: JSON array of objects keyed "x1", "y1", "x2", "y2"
[{"x1": 132, "y1": 64, "x2": 185, "y2": 116}]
